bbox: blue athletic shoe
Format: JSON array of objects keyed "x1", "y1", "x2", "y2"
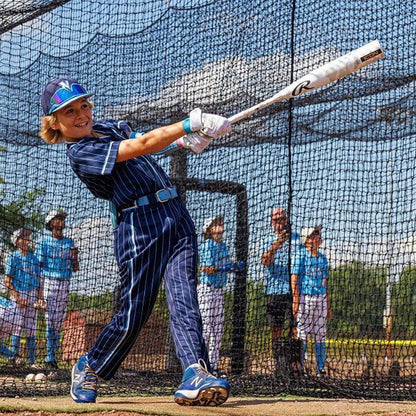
[
  {"x1": 70, "y1": 354, "x2": 98, "y2": 403},
  {"x1": 174, "y1": 360, "x2": 230, "y2": 406}
]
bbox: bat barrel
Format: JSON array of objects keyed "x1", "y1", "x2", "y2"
[{"x1": 228, "y1": 40, "x2": 384, "y2": 125}]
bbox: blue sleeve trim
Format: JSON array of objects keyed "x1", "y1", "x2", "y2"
[
  {"x1": 182, "y1": 118, "x2": 191, "y2": 134},
  {"x1": 130, "y1": 131, "x2": 144, "y2": 139}
]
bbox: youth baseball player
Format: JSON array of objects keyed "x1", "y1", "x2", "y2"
[
  {"x1": 4, "y1": 228, "x2": 44, "y2": 369},
  {"x1": 35, "y1": 209, "x2": 79, "y2": 370},
  {"x1": 198, "y1": 216, "x2": 244, "y2": 377},
  {"x1": 0, "y1": 296, "x2": 23, "y2": 363},
  {"x1": 39, "y1": 78, "x2": 232, "y2": 406},
  {"x1": 291, "y1": 225, "x2": 331, "y2": 376}
]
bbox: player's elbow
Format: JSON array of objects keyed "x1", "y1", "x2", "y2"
[
  {"x1": 4, "y1": 275, "x2": 12, "y2": 289},
  {"x1": 261, "y1": 254, "x2": 270, "y2": 266}
]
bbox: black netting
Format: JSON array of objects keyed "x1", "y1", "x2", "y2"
[{"x1": 0, "y1": 0, "x2": 415, "y2": 400}]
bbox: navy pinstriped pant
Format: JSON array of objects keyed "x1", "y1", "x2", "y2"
[{"x1": 87, "y1": 198, "x2": 208, "y2": 380}]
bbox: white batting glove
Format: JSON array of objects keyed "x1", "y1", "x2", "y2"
[
  {"x1": 200, "y1": 113, "x2": 232, "y2": 139},
  {"x1": 182, "y1": 108, "x2": 232, "y2": 139},
  {"x1": 176, "y1": 132, "x2": 211, "y2": 154},
  {"x1": 189, "y1": 108, "x2": 202, "y2": 131}
]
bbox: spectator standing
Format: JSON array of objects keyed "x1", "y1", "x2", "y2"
[
  {"x1": 198, "y1": 216, "x2": 243, "y2": 377},
  {"x1": 291, "y1": 225, "x2": 331, "y2": 377},
  {"x1": 261, "y1": 208, "x2": 300, "y2": 374},
  {"x1": 4, "y1": 228, "x2": 44, "y2": 369},
  {"x1": 36, "y1": 210, "x2": 79, "y2": 370}
]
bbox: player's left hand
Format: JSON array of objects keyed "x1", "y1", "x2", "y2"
[
  {"x1": 176, "y1": 132, "x2": 211, "y2": 154},
  {"x1": 34, "y1": 299, "x2": 46, "y2": 311}
]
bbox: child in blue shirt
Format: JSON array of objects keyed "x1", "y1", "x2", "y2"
[
  {"x1": 4, "y1": 228, "x2": 45, "y2": 369},
  {"x1": 198, "y1": 216, "x2": 243, "y2": 377},
  {"x1": 291, "y1": 225, "x2": 331, "y2": 376},
  {"x1": 36, "y1": 209, "x2": 79, "y2": 370}
]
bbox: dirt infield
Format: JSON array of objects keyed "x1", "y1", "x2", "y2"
[{"x1": 0, "y1": 396, "x2": 416, "y2": 416}]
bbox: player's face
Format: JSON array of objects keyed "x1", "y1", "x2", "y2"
[
  {"x1": 307, "y1": 231, "x2": 322, "y2": 249},
  {"x1": 211, "y1": 224, "x2": 224, "y2": 243},
  {"x1": 50, "y1": 217, "x2": 65, "y2": 240},
  {"x1": 16, "y1": 233, "x2": 31, "y2": 251},
  {"x1": 52, "y1": 98, "x2": 93, "y2": 141}
]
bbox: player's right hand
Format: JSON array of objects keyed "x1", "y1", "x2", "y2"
[
  {"x1": 187, "y1": 108, "x2": 232, "y2": 138},
  {"x1": 200, "y1": 113, "x2": 231, "y2": 138},
  {"x1": 17, "y1": 297, "x2": 28, "y2": 308},
  {"x1": 278, "y1": 229, "x2": 290, "y2": 243}
]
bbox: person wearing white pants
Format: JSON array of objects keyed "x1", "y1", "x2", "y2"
[
  {"x1": 198, "y1": 216, "x2": 244, "y2": 377},
  {"x1": 35, "y1": 210, "x2": 79, "y2": 370},
  {"x1": 0, "y1": 296, "x2": 22, "y2": 362},
  {"x1": 4, "y1": 228, "x2": 44, "y2": 369},
  {"x1": 291, "y1": 225, "x2": 331, "y2": 377}
]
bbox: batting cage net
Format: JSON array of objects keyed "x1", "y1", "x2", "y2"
[{"x1": 0, "y1": 0, "x2": 415, "y2": 400}]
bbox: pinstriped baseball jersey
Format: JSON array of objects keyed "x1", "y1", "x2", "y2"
[
  {"x1": 65, "y1": 119, "x2": 208, "y2": 380},
  {"x1": 66, "y1": 120, "x2": 173, "y2": 207}
]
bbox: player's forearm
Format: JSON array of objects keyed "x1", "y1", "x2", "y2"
[
  {"x1": 261, "y1": 244, "x2": 279, "y2": 266},
  {"x1": 326, "y1": 284, "x2": 330, "y2": 309},
  {"x1": 4, "y1": 275, "x2": 13, "y2": 293},
  {"x1": 261, "y1": 249, "x2": 275, "y2": 266},
  {"x1": 70, "y1": 247, "x2": 79, "y2": 272},
  {"x1": 116, "y1": 122, "x2": 185, "y2": 162},
  {"x1": 290, "y1": 274, "x2": 299, "y2": 313},
  {"x1": 261, "y1": 237, "x2": 287, "y2": 266}
]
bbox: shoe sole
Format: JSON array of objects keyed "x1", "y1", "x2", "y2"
[
  {"x1": 70, "y1": 364, "x2": 96, "y2": 404},
  {"x1": 174, "y1": 386, "x2": 229, "y2": 406}
]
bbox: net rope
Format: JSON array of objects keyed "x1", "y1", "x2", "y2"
[{"x1": 0, "y1": 0, "x2": 415, "y2": 399}]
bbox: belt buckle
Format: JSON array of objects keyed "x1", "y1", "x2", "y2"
[{"x1": 156, "y1": 189, "x2": 172, "y2": 203}]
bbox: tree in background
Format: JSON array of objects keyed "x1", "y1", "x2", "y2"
[
  {"x1": 328, "y1": 261, "x2": 387, "y2": 339},
  {"x1": 0, "y1": 145, "x2": 45, "y2": 272},
  {"x1": 391, "y1": 265, "x2": 416, "y2": 339}
]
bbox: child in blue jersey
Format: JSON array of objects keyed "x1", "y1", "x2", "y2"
[
  {"x1": 261, "y1": 207, "x2": 300, "y2": 375},
  {"x1": 0, "y1": 296, "x2": 23, "y2": 364},
  {"x1": 39, "y1": 78, "x2": 232, "y2": 406},
  {"x1": 198, "y1": 216, "x2": 243, "y2": 377},
  {"x1": 4, "y1": 228, "x2": 45, "y2": 369},
  {"x1": 35, "y1": 209, "x2": 79, "y2": 370},
  {"x1": 291, "y1": 225, "x2": 331, "y2": 377}
]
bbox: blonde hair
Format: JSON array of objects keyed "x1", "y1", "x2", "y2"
[{"x1": 38, "y1": 101, "x2": 94, "y2": 144}]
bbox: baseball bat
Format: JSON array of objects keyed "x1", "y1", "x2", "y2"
[{"x1": 228, "y1": 40, "x2": 385, "y2": 124}]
